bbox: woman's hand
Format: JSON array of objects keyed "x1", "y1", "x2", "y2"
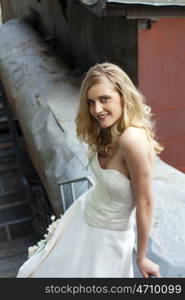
[{"x1": 137, "y1": 257, "x2": 161, "y2": 278}]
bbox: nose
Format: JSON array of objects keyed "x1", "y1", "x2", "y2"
[{"x1": 94, "y1": 102, "x2": 103, "y2": 114}]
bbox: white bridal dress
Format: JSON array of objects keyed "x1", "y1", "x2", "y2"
[{"x1": 17, "y1": 152, "x2": 136, "y2": 278}]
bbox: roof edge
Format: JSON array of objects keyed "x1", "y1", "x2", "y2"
[{"x1": 107, "y1": 1, "x2": 185, "y2": 6}]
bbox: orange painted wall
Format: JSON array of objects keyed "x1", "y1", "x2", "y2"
[{"x1": 138, "y1": 19, "x2": 185, "y2": 173}]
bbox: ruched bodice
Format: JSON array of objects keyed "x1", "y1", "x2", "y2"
[{"x1": 84, "y1": 152, "x2": 136, "y2": 231}]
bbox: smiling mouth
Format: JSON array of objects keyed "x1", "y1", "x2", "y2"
[{"x1": 97, "y1": 114, "x2": 111, "y2": 121}]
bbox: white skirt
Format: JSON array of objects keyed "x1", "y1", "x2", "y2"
[{"x1": 17, "y1": 190, "x2": 135, "y2": 278}]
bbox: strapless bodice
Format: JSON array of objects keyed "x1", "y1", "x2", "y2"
[{"x1": 84, "y1": 153, "x2": 136, "y2": 231}]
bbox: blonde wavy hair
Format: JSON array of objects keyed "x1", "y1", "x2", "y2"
[{"x1": 75, "y1": 62, "x2": 164, "y2": 157}]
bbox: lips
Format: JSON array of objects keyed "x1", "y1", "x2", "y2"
[{"x1": 97, "y1": 114, "x2": 110, "y2": 121}]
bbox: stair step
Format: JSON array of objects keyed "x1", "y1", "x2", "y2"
[
  {"x1": 0, "y1": 134, "x2": 14, "y2": 143},
  {"x1": 0, "y1": 84, "x2": 34, "y2": 236},
  {"x1": 0, "y1": 109, "x2": 7, "y2": 117},
  {"x1": 0, "y1": 162, "x2": 19, "y2": 173},
  {"x1": 0, "y1": 121, "x2": 10, "y2": 132},
  {"x1": 0, "y1": 115, "x2": 17, "y2": 123},
  {"x1": 0, "y1": 216, "x2": 33, "y2": 227},
  {"x1": 0, "y1": 203, "x2": 32, "y2": 226},
  {"x1": 0, "y1": 187, "x2": 26, "y2": 197},
  {"x1": 0, "y1": 116, "x2": 8, "y2": 123},
  {"x1": 0, "y1": 147, "x2": 17, "y2": 158},
  {"x1": 0, "y1": 199, "x2": 29, "y2": 210},
  {"x1": 0, "y1": 174, "x2": 28, "y2": 197}
]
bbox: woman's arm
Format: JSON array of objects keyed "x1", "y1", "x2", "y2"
[{"x1": 119, "y1": 127, "x2": 160, "y2": 278}]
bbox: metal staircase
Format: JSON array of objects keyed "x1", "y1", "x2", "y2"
[{"x1": 0, "y1": 82, "x2": 34, "y2": 240}]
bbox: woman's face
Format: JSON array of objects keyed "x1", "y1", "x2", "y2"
[{"x1": 87, "y1": 78, "x2": 123, "y2": 128}]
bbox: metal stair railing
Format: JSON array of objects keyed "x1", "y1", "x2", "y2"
[{"x1": 58, "y1": 176, "x2": 95, "y2": 213}]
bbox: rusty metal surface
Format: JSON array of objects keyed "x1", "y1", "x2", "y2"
[{"x1": 138, "y1": 18, "x2": 185, "y2": 172}]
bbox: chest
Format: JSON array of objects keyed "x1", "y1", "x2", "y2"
[
  {"x1": 98, "y1": 142, "x2": 155, "y2": 177},
  {"x1": 98, "y1": 147, "x2": 130, "y2": 178}
]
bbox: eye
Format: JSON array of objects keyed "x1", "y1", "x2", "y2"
[
  {"x1": 101, "y1": 97, "x2": 109, "y2": 103},
  {"x1": 88, "y1": 99, "x2": 94, "y2": 105}
]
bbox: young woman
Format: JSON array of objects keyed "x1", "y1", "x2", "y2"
[{"x1": 17, "y1": 62, "x2": 163, "y2": 278}]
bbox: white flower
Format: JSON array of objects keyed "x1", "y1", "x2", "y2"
[
  {"x1": 37, "y1": 239, "x2": 46, "y2": 248},
  {"x1": 28, "y1": 245, "x2": 38, "y2": 257},
  {"x1": 28, "y1": 214, "x2": 62, "y2": 258},
  {"x1": 51, "y1": 215, "x2": 56, "y2": 222}
]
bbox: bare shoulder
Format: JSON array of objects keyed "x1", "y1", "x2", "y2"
[
  {"x1": 118, "y1": 127, "x2": 149, "y2": 151},
  {"x1": 118, "y1": 127, "x2": 155, "y2": 171}
]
